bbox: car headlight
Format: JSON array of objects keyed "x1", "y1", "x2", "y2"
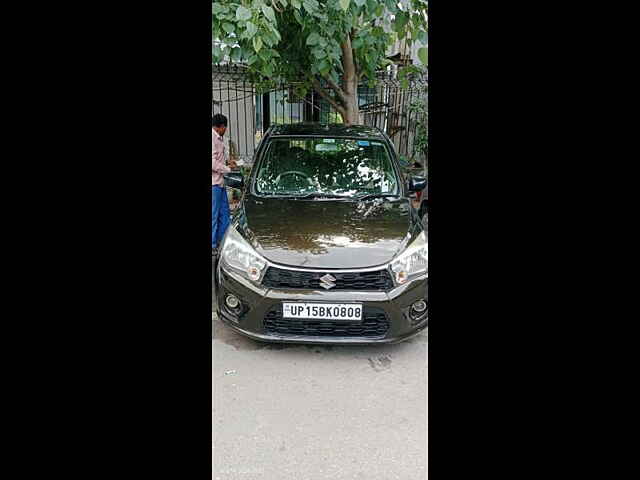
[
  {"x1": 391, "y1": 231, "x2": 428, "y2": 285},
  {"x1": 220, "y1": 227, "x2": 267, "y2": 283}
]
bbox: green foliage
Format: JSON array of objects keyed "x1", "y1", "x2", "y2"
[
  {"x1": 213, "y1": 0, "x2": 428, "y2": 89},
  {"x1": 327, "y1": 111, "x2": 343, "y2": 124},
  {"x1": 418, "y1": 47, "x2": 428, "y2": 65}
]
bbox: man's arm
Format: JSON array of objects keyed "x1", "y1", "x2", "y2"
[{"x1": 212, "y1": 148, "x2": 231, "y2": 174}]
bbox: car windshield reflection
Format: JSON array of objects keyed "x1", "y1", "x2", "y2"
[{"x1": 255, "y1": 137, "x2": 399, "y2": 198}]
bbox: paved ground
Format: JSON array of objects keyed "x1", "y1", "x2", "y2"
[{"x1": 212, "y1": 273, "x2": 428, "y2": 480}]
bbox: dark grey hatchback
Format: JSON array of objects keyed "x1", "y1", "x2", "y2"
[{"x1": 215, "y1": 124, "x2": 427, "y2": 344}]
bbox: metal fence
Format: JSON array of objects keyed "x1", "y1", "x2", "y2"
[{"x1": 212, "y1": 63, "x2": 427, "y2": 168}]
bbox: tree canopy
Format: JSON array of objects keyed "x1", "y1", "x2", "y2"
[{"x1": 213, "y1": 0, "x2": 427, "y2": 125}]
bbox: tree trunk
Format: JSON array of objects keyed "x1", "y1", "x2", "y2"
[
  {"x1": 342, "y1": 79, "x2": 359, "y2": 125},
  {"x1": 341, "y1": 36, "x2": 360, "y2": 126},
  {"x1": 309, "y1": 36, "x2": 361, "y2": 125}
]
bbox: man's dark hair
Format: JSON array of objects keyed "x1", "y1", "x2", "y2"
[{"x1": 212, "y1": 113, "x2": 228, "y2": 128}]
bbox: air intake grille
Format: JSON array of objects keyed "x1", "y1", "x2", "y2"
[
  {"x1": 262, "y1": 268, "x2": 394, "y2": 291},
  {"x1": 263, "y1": 305, "x2": 390, "y2": 338}
]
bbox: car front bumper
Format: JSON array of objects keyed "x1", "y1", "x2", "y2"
[{"x1": 215, "y1": 263, "x2": 428, "y2": 345}]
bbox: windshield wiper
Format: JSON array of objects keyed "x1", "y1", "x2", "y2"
[{"x1": 353, "y1": 193, "x2": 401, "y2": 201}]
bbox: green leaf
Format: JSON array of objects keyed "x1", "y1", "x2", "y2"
[
  {"x1": 236, "y1": 6, "x2": 252, "y2": 21},
  {"x1": 418, "y1": 47, "x2": 428, "y2": 65},
  {"x1": 303, "y1": 0, "x2": 318, "y2": 13},
  {"x1": 385, "y1": 0, "x2": 398, "y2": 13},
  {"x1": 291, "y1": 0, "x2": 301, "y2": 8},
  {"x1": 230, "y1": 47, "x2": 243, "y2": 62},
  {"x1": 354, "y1": 0, "x2": 365, "y2": 7},
  {"x1": 317, "y1": 59, "x2": 329, "y2": 73},
  {"x1": 216, "y1": 12, "x2": 234, "y2": 22},
  {"x1": 212, "y1": 44, "x2": 222, "y2": 63},
  {"x1": 212, "y1": 4, "x2": 228, "y2": 15},
  {"x1": 259, "y1": 48, "x2": 272, "y2": 61},
  {"x1": 222, "y1": 23, "x2": 235, "y2": 34},
  {"x1": 262, "y1": 5, "x2": 276, "y2": 24},
  {"x1": 313, "y1": 48, "x2": 327, "y2": 58},
  {"x1": 253, "y1": 35, "x2": 263, "y2": 52},
  {"x1": 262, "y1": 33, "x2": 275, "y2": 46},
  {"x1": 394, "y1": 12, "x2": 409, "y2": 32},
  {"x1": 306, "y1": 32, "x2": 321, "y2": 45},
  {"x1": 293, "y1": 9, "x2": 303, "y2": 24},
  {"x1": 339, "y1": 0, "x2": 350, "y2": 11},
  {"x1": 244, "y1": 21, "x2": 258, "y2": 39},
  {"x1": 247, "y1": 54, "x2": 258, "y2": 65}
]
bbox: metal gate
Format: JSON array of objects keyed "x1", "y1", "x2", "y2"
[{"x1": 212, "y1": 64, "x2": 427, "y2": 168}]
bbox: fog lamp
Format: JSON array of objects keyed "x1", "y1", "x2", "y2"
[
  {"x1": 225, "y1": 294, "x2": 240, "y2": 309},
  {"x1": 412, "y1": 300, "x2": 427, "y2": 313}
]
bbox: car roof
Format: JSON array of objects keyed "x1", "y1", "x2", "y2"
[{"x1": 267, "y1": 123, "x2": 386, "y2": 139}]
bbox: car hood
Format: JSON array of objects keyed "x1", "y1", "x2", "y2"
[{"x1": 239, "y1": 196, "x2": 412, "y2": 269}]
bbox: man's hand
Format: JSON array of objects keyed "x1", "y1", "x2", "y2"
[{"x1": 228, "y1": 159, "x2": 238, "y2": 170}]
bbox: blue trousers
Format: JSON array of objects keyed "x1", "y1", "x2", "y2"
[{"x1": 212, "y1": 185, "x2": 230, "y2": 248}]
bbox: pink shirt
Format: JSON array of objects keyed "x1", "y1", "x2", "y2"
[{"x1": 212, "y1": 129, "x2": 230, "y2": 186}]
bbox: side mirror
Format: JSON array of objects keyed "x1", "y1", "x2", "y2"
[
  {"x1": 224, "y1": 173, "x2": 244, "y2": 189},
  {"x1": 408, "y1": 175, "x2": 427, "y2": 192}
]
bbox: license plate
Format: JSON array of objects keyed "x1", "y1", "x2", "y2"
[{"x1": 282, "y1": 303, "x2": 363, "y2": 321}]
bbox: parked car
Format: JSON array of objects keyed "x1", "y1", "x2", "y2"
[{"x1": 217, "y1": 124, "x2": 427, "y2": 344}]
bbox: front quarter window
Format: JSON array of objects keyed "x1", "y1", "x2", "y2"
[{"x1": 254, "y1": 137, "x2": 399, "y2": 197}]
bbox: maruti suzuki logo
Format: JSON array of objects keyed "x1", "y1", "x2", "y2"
[{"x1": 319, "y1": 274, "x2": 336, "y2": 290}]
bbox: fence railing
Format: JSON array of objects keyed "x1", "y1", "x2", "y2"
[{"x1": 212, "y1": 63, "x2": 427, "y2": 168}]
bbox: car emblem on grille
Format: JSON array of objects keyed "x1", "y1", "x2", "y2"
[{"x1": 319, "y1": 274, "x2": 337, "y2": 290}]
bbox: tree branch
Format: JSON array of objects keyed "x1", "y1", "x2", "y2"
[
  {"x1": 309, "y1": 75, "x2": 346, "y2": 117},
  {"x1": 322, "y1": 75, "x2": 347, "y2": 103}
]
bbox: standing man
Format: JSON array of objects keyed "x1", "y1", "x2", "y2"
[{"x1": 212, "y1": 114, "x2": 236, "y2": 256}]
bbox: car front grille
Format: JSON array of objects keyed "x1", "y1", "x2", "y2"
[
  {"x1": 262, "y1": 267, "x2": 394, "y2": 291},
  {"x1": 263, "y1": 305, "x2": 390, "y2": 338}
]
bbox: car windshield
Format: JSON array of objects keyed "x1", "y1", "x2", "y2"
[{"x1": 255, "y1": 137, "x2": 399, "y2": 197}]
